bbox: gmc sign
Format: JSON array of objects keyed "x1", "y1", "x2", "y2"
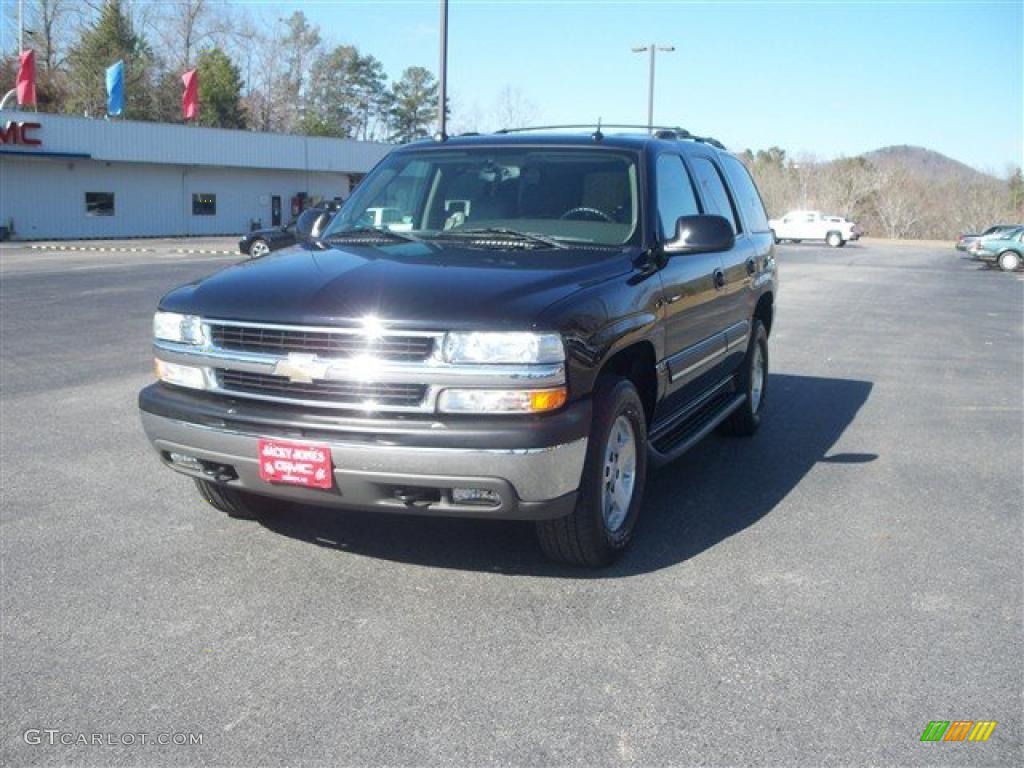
[{"x1": 0, "y1": 121, "x2": 42, "y2": 146}]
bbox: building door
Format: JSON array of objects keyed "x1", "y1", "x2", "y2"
[{"x1": 271, "y1": 195, "x2": 282, "y2": 227}]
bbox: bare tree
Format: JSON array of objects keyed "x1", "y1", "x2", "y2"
[
  {"x1": 871, "y1": 165, "x2": 922, "y2": 239},
  {"x1": 447, "y1": 93, "x2": 484, "y2": 136},
  {"x1": 492, "y1": 85, "x2": 539, "y2": 131},
  {"x1": 820, "y1": 156, "x2": 878, "y2": 218},
  {"x1": 155, "y1": 0, "x2": 228, "y2": 71}
]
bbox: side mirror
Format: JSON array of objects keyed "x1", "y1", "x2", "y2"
[{"x1": 664, "y1": 215, "x2": 735, "y2": 255}]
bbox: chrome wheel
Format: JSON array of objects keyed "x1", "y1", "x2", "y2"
[
  {"x1": 602, "y1": 415, "x2": 637, "y2": 533},
  {"x1": 750, "y1": 342, "x2": 766, "y2": 414},
  {"x1": 998, "y1": 251, "x2": 1021, "y2": 272},
  {"x1": 249, "y1": 240, "x2": 270, "y2": 258}
]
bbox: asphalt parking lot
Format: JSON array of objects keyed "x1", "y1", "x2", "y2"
[{"x1": 1, "y1": 238, "x2": 1021, "y2": 766}]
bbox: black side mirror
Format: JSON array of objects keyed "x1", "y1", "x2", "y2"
[{"x1": 664, "y1": 214, "x2": 735, "y2": 255}]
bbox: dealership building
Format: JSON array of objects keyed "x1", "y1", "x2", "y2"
[{"x1": 0, "y1": 110, "x2": 392, "y2": 240}]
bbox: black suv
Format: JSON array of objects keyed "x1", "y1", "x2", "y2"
[{"x1": 140, "y1": 128, "x2": 778, "y2": 567}]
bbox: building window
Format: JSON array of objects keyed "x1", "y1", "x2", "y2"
[
  {"x1": 85, "y1": 192, "x2": 115, "y2": 216},
  {"x1": 192, "y1": 193, "x2": 216, "y2": 216}
]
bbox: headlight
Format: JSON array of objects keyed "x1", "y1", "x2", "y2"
[
  {"x1": 153, "y1": 312, "x2": 205, "y2": 345},
  {"x1": 442, "y1": 332, "x2": 563, "y2": 364},
  {"x1": 437, "y1": 387, "x2": 567, "y2": 414},
  {"x1": 154, "y1": 359, "x2": 207, "y2": 389}
]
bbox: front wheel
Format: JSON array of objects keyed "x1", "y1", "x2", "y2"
[
  {"x1": 719, "y1": 320, "x2": 768, "y2": 437},
  {"x1": 826, "y1": 232, "x2": 844, "y2": 248},
  {"x1": 248, "y1": 238, "x2": 270, "y2": 259},
  {"x1": 536, "y1": 377, "x2": 648, "y2": 567},
  {"x1": 998, "y1": 250, "x2": 1021, "y2": 272}
]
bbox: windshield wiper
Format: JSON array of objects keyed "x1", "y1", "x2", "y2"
[
  {"x1": 322, "y1": 227, "x2": 419, "y2": 243},
  {"x1": 434, "y1": 227, "x2": 567, "y2": 249}
]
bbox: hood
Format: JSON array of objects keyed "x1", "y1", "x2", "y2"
[{"x1": 160, "y1": 241, "x2": 635, "y2": 331}]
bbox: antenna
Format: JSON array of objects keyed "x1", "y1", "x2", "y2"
[{"x1": 592, "y1": 117, "x2": 604, "y2": 141}]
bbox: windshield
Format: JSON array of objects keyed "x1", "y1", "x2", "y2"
[{"x1": 324, "y1": 147, "x2": 640, "y2": 246}]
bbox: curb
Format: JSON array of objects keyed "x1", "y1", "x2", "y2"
[
  {"x1": 27, "y1": 244, "x2": 239, "y2": 256},
  {"x1": 29, "y1": 244, "x2": 155, "y2": 253}
]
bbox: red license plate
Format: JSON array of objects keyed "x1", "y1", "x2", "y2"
[{"x1": 257, "y1": 439, "x2": 333, "y2": 489}]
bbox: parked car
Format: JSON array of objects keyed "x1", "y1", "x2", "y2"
[
  {"x1": 955, "y1": 224, "x2": 1022, "y2": 252},
  {"x1": 768, "y1": 210, "x2": 858, "y2": 247},
  {"x1": 140, "y1": 127, "x2": 778, "y2": 567},
  {"x1": 239, "y1": 200, "x2": 343, "y2": 258},
  {"x1": 968, "y1": 226, "x2": 1024, "y2": 271}
]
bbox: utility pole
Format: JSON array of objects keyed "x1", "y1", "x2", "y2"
[
  {"x1": 631, "y1": 43, "x2": 674, "y2": 131},
  {"x1": 437, "y1": 0, "x2": 448, "y2": 140}
]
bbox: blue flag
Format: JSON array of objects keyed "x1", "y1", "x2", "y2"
[{"x1": 106, "y1": 60, "x2": 124, "y2": 116}]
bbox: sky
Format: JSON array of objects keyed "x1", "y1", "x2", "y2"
[{"x1": 262, "y1": 0, "x2": 1022, "y2": 173}]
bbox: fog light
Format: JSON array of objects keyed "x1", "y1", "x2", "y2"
[
  {"x1": 452, "y1": 487, "x2": 500, "y2": 506},
  {"x1": 167, "y1": 452, "x2": 202, "y2": 470},
  {"x1": 155, "y1": 359, "x2": 207, "y2": 389}
]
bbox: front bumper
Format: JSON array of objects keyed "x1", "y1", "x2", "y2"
[{"x1": 139, "y1": 384, "x2": 588, "y2": 520}]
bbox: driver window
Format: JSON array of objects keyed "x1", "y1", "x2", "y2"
[
  {"x1": 656, "y1": 154, "x2": 700, "y2": 239},
  {"x1": 360, "y1": 159, "x2": 432, "y2": 229}
]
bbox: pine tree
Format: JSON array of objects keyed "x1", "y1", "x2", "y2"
[
  {"x1": 387, "y1": 67, "x2": 439, "y2": 144},
  {"x1": 195, "y1": 48, "x2": 246, "y2": 129},
  {"x1": 64, "y1": 0, "x2": 153, "y2": 119}
]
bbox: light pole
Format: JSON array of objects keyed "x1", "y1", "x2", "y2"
[
  {"x1": 437, "y1": 0, "x2": 449, "y2": 140},
  {"x1": 632, "y1": 43, "x2": 674, "y2": 131}
]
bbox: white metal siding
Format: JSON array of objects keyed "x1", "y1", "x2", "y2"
[
  {"x1": 0, "y1": 110, "x2": 391, "y2": 172},
  {"x1": 0, "y1": 110, "x2": 392, "y2": 240},
  {"x1": 0, "y1": 156, "x2": 355, "y2": 239}
]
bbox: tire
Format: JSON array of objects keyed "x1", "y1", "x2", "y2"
[
  {"x1": 791, "y1": 239, "x2": 802, "y2": 244},
  {"x1": 770, "y1": 229, "x2": 779, "y2": 245},
  {"x1": 826, "y1": 232, "x2": 844, "y2": 248},
  {"x1": 194, "y1": 478, "x2": 281, "y2": 519},
  {"x1": 719, "y1": 320, "x2": 768, "y2": 437},
  {"x1": 536, "y1": 377, "x2": 648, "y2": 567},
  {"x1": 248, "y1": 239, "x2": 270, "y2": 258},
  {"x1": 997, "y1": 250, "x2": 1021, "y2": 272}
]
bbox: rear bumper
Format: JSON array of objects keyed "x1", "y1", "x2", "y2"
[{"x1": 138, "y1": 384, "x2": 588, "y2": 520}]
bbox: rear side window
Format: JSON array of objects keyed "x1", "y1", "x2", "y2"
[
  {"x1": 690, "y1": 157, "x2": 739, "y2": 233},
  {"x1": 655, "y1": 154, "x2": 700, "y2": 239},
  {"x1": 722, "y1": 155, "x2": 770, "y2": 232}
]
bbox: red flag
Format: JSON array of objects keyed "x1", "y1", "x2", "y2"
[
  {"x1": 181, "y1": 68, "x2": 199, "y2": 121},
  {"x1": 16, "y1": 49, "x2": 36, "y2": 106}
]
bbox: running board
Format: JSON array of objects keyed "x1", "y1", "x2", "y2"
[{"x1": 647, "y1": 392, "x2": 747, "y2": 468}]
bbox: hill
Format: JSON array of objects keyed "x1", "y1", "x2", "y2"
[{"x1": 860, "y1": 145, "x2": 995, "y2": 184}]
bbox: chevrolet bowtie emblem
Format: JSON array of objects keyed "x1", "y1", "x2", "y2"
[{"x1": 272, "y1": 353, "x2": 331, "y2": 384}]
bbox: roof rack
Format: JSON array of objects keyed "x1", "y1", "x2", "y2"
[{"x1": 493, "y1": 124, "x2": 726, "y2": 149}]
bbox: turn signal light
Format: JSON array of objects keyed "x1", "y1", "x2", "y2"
[{"x1": 529, "y1": 387, "x2": 567, "y2": 412}]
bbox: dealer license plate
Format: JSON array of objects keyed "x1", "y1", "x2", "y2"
[{"x1": 257, "y1": 439, "x2": 333, "y2": 489}]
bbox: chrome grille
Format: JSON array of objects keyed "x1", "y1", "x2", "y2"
[
  {"x1": 209, "y1": 323, "x2": 435, "y2": 362},
  {"x1": 216, "y1": 370, "x2": 427, "y2": 408}
]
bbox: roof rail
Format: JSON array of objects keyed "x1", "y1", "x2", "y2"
[
  {"x1": 692, "y1": 135, "x2": 726, "y2": 150},
  {"x1": 496, "y1": 123, "x2": 690, "y2": 135},
  {"x1": 493, "y1": 123, "x2": 726, "y2": 149}
]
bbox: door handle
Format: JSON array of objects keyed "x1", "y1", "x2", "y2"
[{"x1": 712, "y1": 268, "x2": 725, "y2": 290}]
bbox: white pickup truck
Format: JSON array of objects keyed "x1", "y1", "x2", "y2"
[{"x1": 768, "y1": 210, "x2": 859, "y2": 247}]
